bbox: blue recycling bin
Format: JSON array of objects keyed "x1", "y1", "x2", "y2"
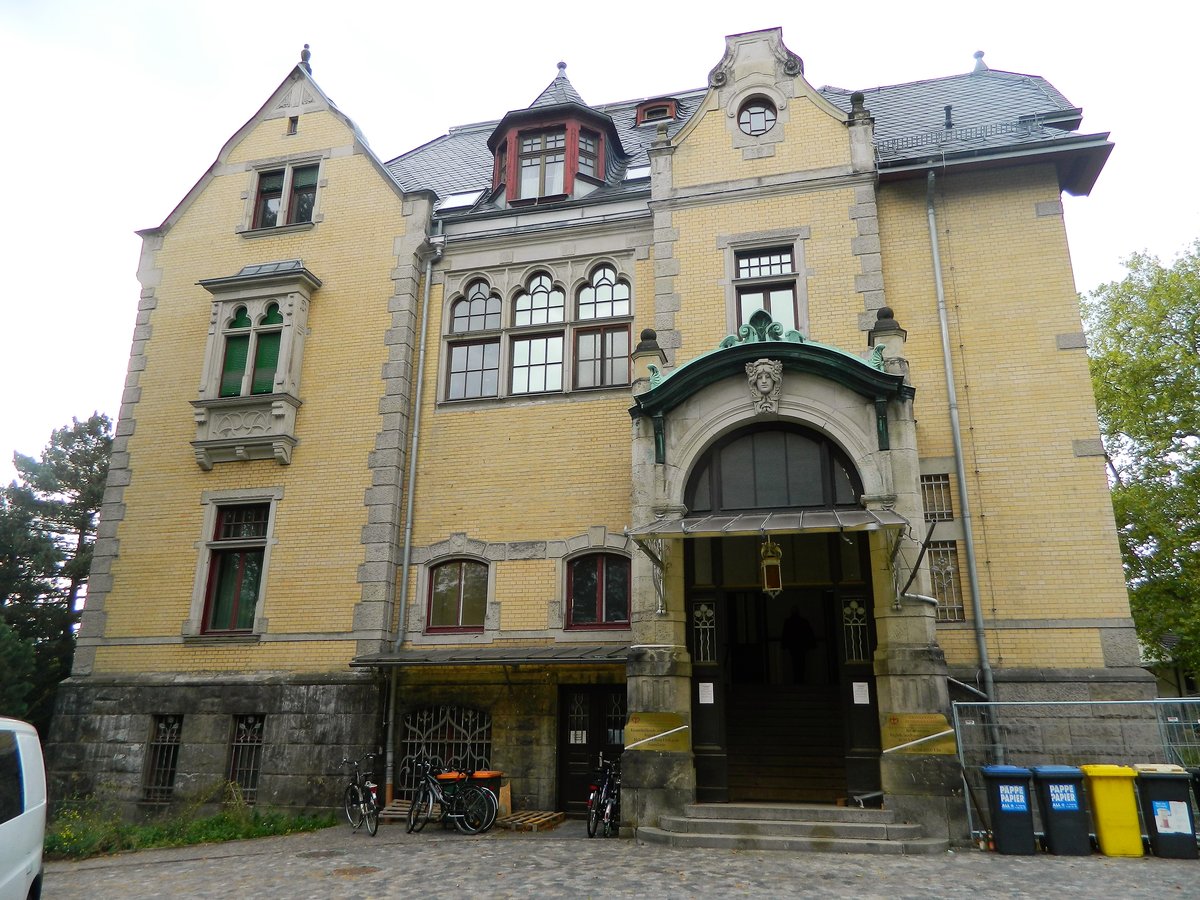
[
  {"x1": 1031, "y1": 765, "x2": 1091, "y2": 855},
  {"x1": 982, "y1": 765, "x2": 1036, "y2": 854}
]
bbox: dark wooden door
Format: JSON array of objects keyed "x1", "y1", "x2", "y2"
[
  {"x1": 725, "y1": 589, "x2": 846, "y2": 802},
  {"x1": 558, "y1": 685, "x2": 625, "y2": 816}
]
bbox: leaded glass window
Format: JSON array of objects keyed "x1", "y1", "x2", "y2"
[{"x1": 514, "y1": 274, "x2": 565, "y2": 326}]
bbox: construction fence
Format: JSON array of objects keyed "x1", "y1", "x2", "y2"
[{"x1": 952, "y1": 699, "x2": 1200, "y2": 841}]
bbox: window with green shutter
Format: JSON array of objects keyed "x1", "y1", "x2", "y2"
[
  {"x1": 220, "y1": 311, "x2": 252, "y2": 397},
  {"x1": 250, "y1": 304, "x2": 284, "y2": 394}
]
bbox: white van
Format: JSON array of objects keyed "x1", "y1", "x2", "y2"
[{"x1": 0, "y1": 718, "x2": 45, "y2": 900}]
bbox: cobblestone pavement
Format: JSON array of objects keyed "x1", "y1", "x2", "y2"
[{"x1": 45, "y1": 819, "x2": 1196, "y2": 899}]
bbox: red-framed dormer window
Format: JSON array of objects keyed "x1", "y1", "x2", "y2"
[
  {"x1": 520, "y1": 129, "x2": 566, "y2": 198},
  {"x1": 635, "y1": 99, "x2": 678, "y2": 126},
  {"x1": 495, "y1": 120, "x2": 606, "y2": 202}
]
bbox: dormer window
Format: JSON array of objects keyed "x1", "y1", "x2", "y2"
[
  {"x1": 578, "y1": 131, "x2": 599, "y2": 179},
  {"x1": 520, "y1": 130, "x2": 566, "y2": 198},
  {"x1": 487, "y1": 66, "x2": 623, "y2": 205},
  {"x1": 635, "y1": 98, "x2": 678, "y2": 126}
]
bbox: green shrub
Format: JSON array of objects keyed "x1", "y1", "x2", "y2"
[{"x1": 45, "y1": 786, "x2": 336, "y2": 860}]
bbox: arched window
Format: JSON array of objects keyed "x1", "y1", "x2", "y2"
[
  {"x1": 446, "y1": 282, "x2": 502, "y2": 400},
  {"x1": 427, "y1": 559, "x2": 488, "y2": 631},
  {"x1": 451, "y1": 281, "x2": 501, "y2": 333},
  {"x1": 686, "y1": 424, "x2": 861, "y2": 514},
  {"x1": 514, "y1": 273, "x2": 565, "y2": 326},
  {"x1": 577, "y1": 266, "x2": 630, "y2": 320},
  {"x1": 219, "y1": 302, "x2": 283, "y2": 397},
  {"x1": 567, "y1": 553, "x2": 630, "y2": 628},
  {"x1": 574, "y1": 266, "x2": 631, "y2": 389}
]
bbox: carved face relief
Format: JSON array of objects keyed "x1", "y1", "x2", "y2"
[{"x1": 746, "y1": 359, "x2": 783, "y2": 413}]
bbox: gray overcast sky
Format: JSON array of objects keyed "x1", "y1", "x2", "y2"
[{"x1": 2, "y1": 0, "x2": 1196, "y2": 483}]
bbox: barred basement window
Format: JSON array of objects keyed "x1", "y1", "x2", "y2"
[
  {"x1": 142, "y1": 715, "x2": 183, "y2": 803},
  {"x1": 930, "y1": 541, "x2": 966, "y2": 622},
  {"x1": 227, "y1": 715, "x2": 265, "y2": 805},
  {"x1": 397, "y1": 706, "x2": 492, "y2": 801},
  {"x1": 921, "y1": 474, "x2": 954, "y2": 522}
]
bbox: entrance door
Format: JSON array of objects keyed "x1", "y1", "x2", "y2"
[
  {"x1": 687, "y1": 533, "x2": 881, "y2": 804},
  {"x1": 727, "y1": 588, "x2": 845, "y2": 802},
  {"x1": 557, "y1": 685, "x2": 625, "y2": 816}
]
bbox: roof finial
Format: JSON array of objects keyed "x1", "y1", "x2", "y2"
[
  {"x1": 557, "y1": 61, "x2": 567, "y2": 77},
  {"x1": 300, "y1": 44, "x2": 312, "y2": 75},
  {"x1": 972, "y1": 50, "x2": 988, "y2": 74}
]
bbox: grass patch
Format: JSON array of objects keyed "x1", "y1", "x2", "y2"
[{"x1": 45, "y1": 788, "x2": 336, "y2": 860}]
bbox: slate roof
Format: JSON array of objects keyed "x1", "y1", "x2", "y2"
[
  {"x1": 385, "y1": 59, "x2": 1105, "y2": 210},
  {"x1": 530, "y1": 64, "x2": 589, "y2": 109}
]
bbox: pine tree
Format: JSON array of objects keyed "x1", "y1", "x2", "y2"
[{"x1": 2, "y1": 413, "x2": 111, "y2": 732}]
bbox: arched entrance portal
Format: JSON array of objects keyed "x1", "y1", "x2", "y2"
[{"x1": 683, "y1": 424, "x2": 882, "y2": 803}]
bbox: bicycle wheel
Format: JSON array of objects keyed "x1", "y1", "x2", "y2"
[
  {"x1": 454, "y1": 785, "x2": 489, "y2": 835},
  {"x1": 344, "y1": 783, "x2": 364, "y2": 829},
  {"x1": 475, "y1": 785, "x2": 499, "y2": 833},
  {"x1": 602, "y1": 796, "x2": 617, "y2": 838},
  {"x1": 365, "y1": 790, "x2": 379, "y2": 836},
  {"x1": 586, "y1": 787, "x2": 602, "y2": 838},
  {"x1": 407, "y1": 783, "x2": 432, "y2": 834}
]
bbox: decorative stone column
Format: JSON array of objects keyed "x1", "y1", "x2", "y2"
[
  {"x1": 624, "y1": 329, "x2": 696, "y2": 830},
  {"x1": 867, "y1": 307, "x2": 962, "y2": 841}
]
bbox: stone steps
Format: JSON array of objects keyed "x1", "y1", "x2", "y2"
[{"x1": 637, "y1": 803, "x2": 949, "y2": 855}]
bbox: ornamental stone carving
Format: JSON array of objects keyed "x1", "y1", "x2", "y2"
[{"x1": 746, "y1": 358, "x2": 783, "y2": 413}]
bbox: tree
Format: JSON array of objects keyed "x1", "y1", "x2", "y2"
[
  {"x1": 1083, "y1": 241, "x2": 1200, "y2": 677},
  {"x1": 1, "y1": 413, "x2": 111, "y2": 732},
  {"x1": 0, "y1": 621, "x2": 36, "y2": 719}
]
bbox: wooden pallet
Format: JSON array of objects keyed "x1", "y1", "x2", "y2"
[
  {"x1": 379, "y1": 800, "x2": 412, "y2": 821},
  {"x1": 495, "y1": 810, "x2": 564, "y2": 832}
]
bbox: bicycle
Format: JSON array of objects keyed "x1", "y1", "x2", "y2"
[
  {"x1": 341, "y1": 752, "x2": 381, "y2": 836},
  {"x1": 586, "y1": 751, "x2": 620, "y2": 838},
  {"x1": 406, "y1": 758, "x2": 497, "y2": 835}
]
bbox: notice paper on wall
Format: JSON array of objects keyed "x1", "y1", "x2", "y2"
[
  {"x1": 698, "y1": 682, "x2": 714, "y2": 705},
  {"x1": 852, "y1": 682, "x2": 869, "y2": 705}
]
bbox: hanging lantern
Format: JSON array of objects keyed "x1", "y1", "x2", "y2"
[{"x1": 760, "y1": 535, "x2": 783, "y2": 598}]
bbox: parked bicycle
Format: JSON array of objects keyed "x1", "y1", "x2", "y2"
[
  {"x1": 586, "y1": 751, "x2": 620, "y2": 838},
  {"x1": 341, "y1": 752, "x2": 381, "y2": 835},
  {"x1": 406, "y1": 757, "x2": 498, "y2": 835}
]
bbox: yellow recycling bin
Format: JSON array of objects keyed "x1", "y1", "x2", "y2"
[{"x1": 1081, "y1": 764, "x2": 1143, "y2": 857}]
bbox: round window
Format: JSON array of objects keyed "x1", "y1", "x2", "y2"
[{"x1": 738, "y1": 99, "x2": 777, "y2": 136}]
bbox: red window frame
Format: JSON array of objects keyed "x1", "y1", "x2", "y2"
[
  {"x1": 495, "y1": 120, "x2": 605, "y2": 201},
  {"x1": 566, "y1": 553, "x2": 630, "y2": 629},
  {"x1": 202, "y1": 504, "x2": 269, "y2": 634},
  {"x1": 253, "y1": 170, "x2": 285, "y2": 229}
]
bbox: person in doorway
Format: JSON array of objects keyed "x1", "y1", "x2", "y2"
[{"x1": 782, "y1": 606, "x2": 818, "y2": 683}]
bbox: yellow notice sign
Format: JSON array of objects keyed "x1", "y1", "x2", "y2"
[
  {"x1": 624, "y1": 712, "x2": 689, "y2": 752},
  {"x1": 882, "y1": 713, "x2": 957, "y2": 755}
]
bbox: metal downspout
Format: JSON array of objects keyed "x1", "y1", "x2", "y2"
[
  {"x1": 385, "y1": 223, "x2": 444, "y2": 801},
  {"x1": 926, "y1": 171, "x2": 997, "y2": 705}
]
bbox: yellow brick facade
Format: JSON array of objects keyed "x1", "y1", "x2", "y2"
[
  {"x1": 52, "y1": 31, "x2": 1147, "y2": 830},
  {"x1": 91, "y1": 81, "x2": 412, "y2": 676}
]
